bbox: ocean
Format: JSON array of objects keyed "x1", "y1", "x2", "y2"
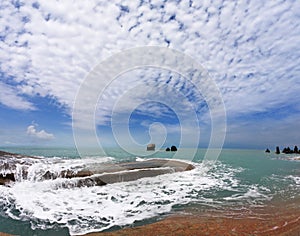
[{"x1": 0, "y1": 147, "x2": 299, "y2": 235}]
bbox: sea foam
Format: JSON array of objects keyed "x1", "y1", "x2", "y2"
[{"x1": 0, "y1": 158, "x2": 273, "y2": 235}]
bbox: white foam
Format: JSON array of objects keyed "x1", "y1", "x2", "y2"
[
  {"x1": 0, "y1": 161, "x2": 254, "y2": 235},
  {"x1": 288, "y1": 156, "x2": 300, "y2": 161},
  {"x1": 223, "y1": 185, "x2": 271, "y2": 202},
  {"x1": 0, "y1": 156, "x2": 115, "y2": 182},
  {"x1": 135, "y1": 157, "x2": 145, "y2": 162},
  {"x1": 288, "y1": 175, "x2": 300, "y2": 185}
]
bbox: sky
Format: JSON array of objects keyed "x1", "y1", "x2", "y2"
[{"x1": 0, "y1": 0, "x2": 300, "y2": 150}]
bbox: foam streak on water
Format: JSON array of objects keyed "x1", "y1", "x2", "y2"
[{"x1": 0, "y1": 156, "x2": 274, "y2": 236}]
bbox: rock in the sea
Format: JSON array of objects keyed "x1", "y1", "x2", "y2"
[
  {"x1": 275, "y1": 146, "x2": 280, "y2": 154},
  {"x1": 166, "y1": 147, "x2": 170, "y2": 151},
  {"x1": 171, "y1": 145, "x2": 177, "y2": 151},
  {"x1": 282, "y1": 147, "x2": 292, "y2": 154},
  {"x1": 146, "y1": 144, "x2": 155, "y2": 151},
  {"x1": 265, "y1": 148, "x2": 270, "y2": 153},
  {"x1": 0, "y1": 150, "x2": 195, "y2": 187},
  {"x1": 279, "y1": 145, "x2": 300, "y2": 154}
]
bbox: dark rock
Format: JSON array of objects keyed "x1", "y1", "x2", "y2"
[
  {"x1": 171, "y1": 146, "x2": 177, "y2": 151},
  {"x1": 275, "y1": 146, "x2": 280, "y2": 154},
  {"x1": 0, "y1": 173, "x2": 15, "y2": 185},
  {"x1": 166, "y1": 147, "x2": 170, "y2": 151},
  {"x1": 147, "y1": 144, "x2": 155, "y2": 151},
  {"x1": 0, "y1": 150, "x2": 195, "y2": 187},
  {"x1": 73, "y1": 160, "x2": 195, "y2": 187},
  {"x1": 294, "y1": 146, "x2": 299, "y2": 153},
  {"x1": 0, "y1": 150, "x2": 38, "y2": 159},
  {"x1": 282, "y1": 147, "x2": 293, "y2": 154},
  {"x1": 278, "y1": 145, "x2": 300, "y2": 154},
  {"x1": 0, "y1": 151, "x2": 39, "y2": 185},
  {"x1": 265, "y1": 148, "x2": 270, "y2": 153}
]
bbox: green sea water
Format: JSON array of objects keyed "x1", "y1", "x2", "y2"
[{"x1": 0, "y1": 147, "x2": 299, "y2": 235}]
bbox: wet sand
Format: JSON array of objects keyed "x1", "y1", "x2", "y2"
[
  {"x1": 84, "y1": 198, "x2": 300, "y2": 236},
  {"x1": 0, "y1": 233, "x2": 13, "y2": 236}
]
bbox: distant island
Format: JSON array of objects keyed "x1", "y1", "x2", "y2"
[
  {"x1": 166, "y1": 145, "x2": 177, "y2": 152},
  {"x1": 266, "y1": 146, "x2": 300, "y2": 154}
]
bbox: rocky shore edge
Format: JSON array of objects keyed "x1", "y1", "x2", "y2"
[{"x1": 0, "y1": 150, "x2": 194, "y2": 186}]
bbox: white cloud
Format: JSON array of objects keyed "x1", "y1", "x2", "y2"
[
  {"x1": 0, "y1": 82, "x2": 35, "y2": 110},
  {"x1": 0, "y1": 0, "x2": 299, "y2": 129},
  {"x1": 1, "y1": 0, "x2": 300, "y2": 112},
  {"x1": 26, "y1": 124, "x2": 54, "y2": 140}
]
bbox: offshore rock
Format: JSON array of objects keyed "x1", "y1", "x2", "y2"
[
  {"x1": 275, "y1": 146, "x2": 280, "y2": 154},
  {"x1": 0, "y1": 150, "x2": 194, "y2": 187},
  {"x1": 146, "y1": 144, "x2": 155, "y2": 151},
  {"x1": 281, "y1": 146, "x2": 300, "y2": 154}
]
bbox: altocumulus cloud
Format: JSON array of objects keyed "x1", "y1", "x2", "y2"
[
  {"x1": 0, "y1": 0, "x2": 300, "y2": 147},
  {"x1": 0, "y1": 0, "x2": 299, "y2": 120},
  {"x1": 0, "y1": 82, "x2": 35, "y2": 110},
  {"x1": 26, "y1": 124, "x2": 54, "y2": 140}
]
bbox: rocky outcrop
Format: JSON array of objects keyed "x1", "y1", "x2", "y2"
[
  {"x1": 274, "y1": 146, "x2": 300, "y2": 154},
  {"x1": 0, "y1": 150, "x2": 40, "y2": 185},
  {"x1": 146, "y1": 144, "x2": 155, "y2": 151},
  {"x1": 0, "y1": 150, "x2": 194, "y2": 187},
  {"x1": 165, "y1": 146, "x2": 178, "y2": 152},
  {"x1": 265, "y1": 148, "x2": 270, "y2": 153},
  {"x1": 275, "y1": 146, "x2": 280, "y2": 154},
  {"x1": 0, "y1": 173, "x2": 15, "y2": 185},
  {"x1": 0, "y1": 150, "x2": 38, "y2": 159},
  {"x1": 62, "y1": 166, "x2": 191, "y2": 188},
  {"x1": 282, "y1": 146, "x2": 300, "y2": 154}
]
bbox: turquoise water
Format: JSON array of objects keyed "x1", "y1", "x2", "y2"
[{"x1": 0, "y1": 147, "x2": 299, "y2": 235}]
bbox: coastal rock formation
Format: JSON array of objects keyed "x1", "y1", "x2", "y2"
[
  {"x1": 0, "y1": 150, "x2": 38, "y2": 159},
  {"x1": 0, "y1": 151, "x2": 40, "y2": 185},
  {"x1": 282, "y1": 147, "x2": 292, "y2": 154},
  {"x1": 0, "y1": 150, "x2": 194, "y2": 187},
  {"x1": 165, "y1": 146, "x2": 177, "y2": 152},
  {"x1": 146, "y1": 144, "x2": 155, "y2": 151},
  {"x1": 274, "y1": 146, "x2": 300, "y2": 154},
  {"x1": 283, "y1": 145, "x2": 300, "y2": 154},
  {"x1": 265, "y1": 148, "x2": 270, "y2": 153}
]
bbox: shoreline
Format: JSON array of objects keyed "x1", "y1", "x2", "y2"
[
  {"x1": 84, "y1": 215, "x2": 300, "y2": 236},
  {"x1": 83, "y1": 198, "x2": 300, "y2": 236}
]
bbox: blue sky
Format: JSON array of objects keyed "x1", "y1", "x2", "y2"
[{"x1": 0, "y1": 0, "x2": 299, "y2": 149}]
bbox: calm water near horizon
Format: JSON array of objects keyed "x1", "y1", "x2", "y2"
[{"x1": 0, "y1": 147, "x2": 299, "y2": 235}]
